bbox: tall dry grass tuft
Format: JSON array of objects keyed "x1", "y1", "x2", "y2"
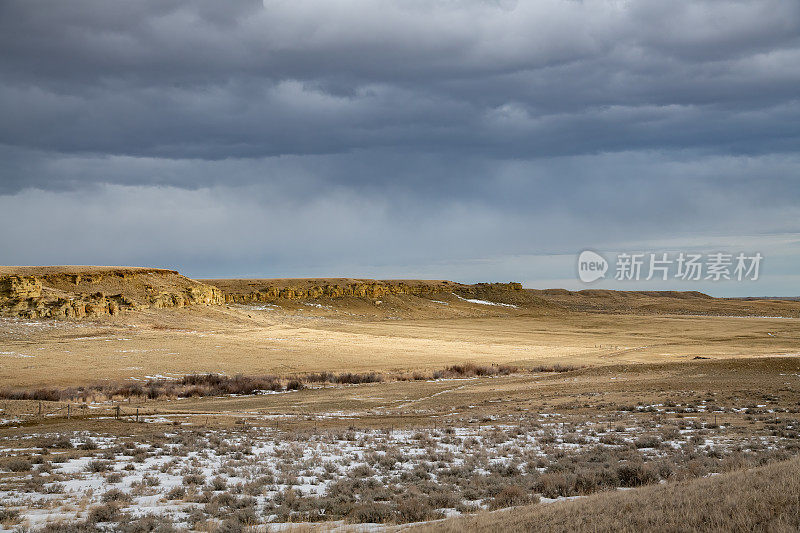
[{"x1": 409, "y1": 457, "x2": 800, "y2": 532}]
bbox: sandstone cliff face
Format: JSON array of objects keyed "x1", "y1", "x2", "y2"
[
  {"x1": 0, "y1": 276, "x2": 42, "y2": 299},
  {"x1": 217, "y1": 280, "x2": 523, "y2": 304},
  {"x1": 0, "y1": 268, "x2": 224, "y2": 319},
  {"x1": 0, "y1": 267, "x2": 524, "y2": 319},
  {"x1": 147, "y1": 285, "x2": 224, "y2": 309}
]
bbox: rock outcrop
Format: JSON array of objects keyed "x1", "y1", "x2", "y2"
[
  {"x1": 0, "y1": 267, "x2": 224, "y2": 319},
  {"x1": 0, "y1": 276, "x2": 42, "y2": 299},
  {"x1": 0, "y1": 267, "x2": 524, "y2": 319},
  {"x1": 147, "y1": 285, "x2": 224, "y2": 309},
  {"x1": 205, "y1": 278, "x2": 523, "y2": 304}
]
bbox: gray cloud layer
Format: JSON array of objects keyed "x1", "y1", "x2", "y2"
[{"x1": 1, "y1": 0, "x2": 798, "y2": 295}]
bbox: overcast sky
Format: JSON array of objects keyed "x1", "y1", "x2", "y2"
[{"x1": 1, "y1": 0, "x2": 798, "y2": 296}]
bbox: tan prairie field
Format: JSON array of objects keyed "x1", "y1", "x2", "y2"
[
  {"x1": 1, "y1": 269, "x2": 800, "y2": 531},
  {"x1": 1, "y1": 292, "x2": 799, "y2": 389}
]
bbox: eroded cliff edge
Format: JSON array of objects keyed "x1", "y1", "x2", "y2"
[
  {"x1": 202, "y1": 278, "x2": 523, "y2": 304},
  {"x1": 0, "y1": 267, "x2": 523, "y2": 319},
  {"x1": 0, "y1": 266, "x2": 223, "y2": 319}
]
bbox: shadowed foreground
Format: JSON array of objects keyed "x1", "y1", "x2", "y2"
[{"x1": 412, "y1": 457, "x2": 800, "y2": 532}]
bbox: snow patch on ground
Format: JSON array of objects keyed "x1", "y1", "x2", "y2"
[{"x1": 453, "y1": 294, "x2": 518, "y2": 308}]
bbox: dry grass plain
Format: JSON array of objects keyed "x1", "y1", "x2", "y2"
[
  {"x1": 1, "y1": 289, "x2": 799, "y2": 390},
  {"x1": 1, "y1": 286, "x2": 800, "y2": 531}
]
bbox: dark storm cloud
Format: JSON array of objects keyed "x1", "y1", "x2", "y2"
[
  {"x1": 0, "y1": 0, "x2": 798, "y2": 295},
  {"x1": 1, "y1": 0, "x2": 799, "y2": 169}
]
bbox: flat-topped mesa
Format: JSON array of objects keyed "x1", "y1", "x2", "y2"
[
  {"x1": 0, "y1": 266, "x2": 529, "y2": 319},
  {"x1": 0, "y1": 266, "x2": 224, "y2": 319},
  {"x1": 202, "y1": 278, "x2": 523, "y2": 304}
]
